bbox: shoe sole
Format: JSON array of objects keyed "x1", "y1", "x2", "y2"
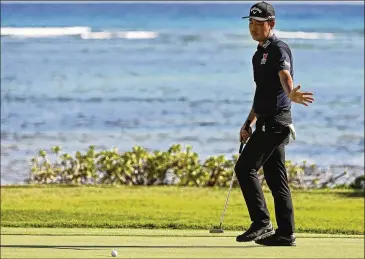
[
  {"x1": 236, "y1": 229, "x2": 275, "y2": 243},
  {"x1": 255, "y1": 239, "x2": 296, "y2": 246},
  {"x1": 255, "y1": 241, "x2": 296, "y2": 246}
]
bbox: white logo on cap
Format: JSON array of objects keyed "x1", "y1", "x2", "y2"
[{"x1": 251, "y1": 7, "x2": 263, "y2": 14}]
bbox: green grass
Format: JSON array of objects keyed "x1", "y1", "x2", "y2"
[
  {"x1": 1, "y1": 228, "x2": 364, "y2": 258},
  {"x1": 1, "y1": 185, "x2": 364, "y2": 234}
]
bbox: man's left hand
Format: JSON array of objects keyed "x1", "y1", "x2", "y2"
[{"x1": 289, "y1": 85, "x2": 314, "y2": 106}]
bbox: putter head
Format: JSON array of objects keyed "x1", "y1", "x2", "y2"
[{"x1": 209, "y1": 228, "x2": 224, "y2": 234}]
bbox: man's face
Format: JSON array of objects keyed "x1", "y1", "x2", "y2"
[{"x1": 249, "y1": 18, "x2": 275, "y2": 41}]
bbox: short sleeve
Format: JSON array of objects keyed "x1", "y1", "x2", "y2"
[{"x1": 275, "y1": 47, "x2": 291, "y2": 72}]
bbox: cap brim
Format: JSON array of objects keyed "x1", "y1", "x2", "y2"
[{"x1": 242, "y1": 16, "x2": 270, "y2": 21}]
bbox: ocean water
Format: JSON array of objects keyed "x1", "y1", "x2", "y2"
[{"x1": 1, "y1": 2, "x2": 364, "y2": 184}]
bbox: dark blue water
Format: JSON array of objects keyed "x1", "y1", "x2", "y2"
[{"x1": 1, "y1": 2, "x2": 364, "y2": 184}]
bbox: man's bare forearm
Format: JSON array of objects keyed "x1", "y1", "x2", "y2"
[
  {"x1": 279, "y1": 70, "x2": 294, "y2": 98},
  {"x1": 245, "y1": 107, "x2": 257, "y2": 127}
]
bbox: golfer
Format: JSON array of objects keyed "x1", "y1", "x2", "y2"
[{"x1": 235, "y1": 1, "x2": 314, "y2": 246}]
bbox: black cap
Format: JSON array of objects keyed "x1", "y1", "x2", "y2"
[{"x1": 242, "y1": 1, "x2": 276, "y2": 21}]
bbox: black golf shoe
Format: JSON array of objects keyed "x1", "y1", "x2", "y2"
[
  {"x1": 255, "y1": 231, "x2": 296, "y2": 246},
  {"x1": 236, "y1": 222, "x2": 275, "y2": 242}
]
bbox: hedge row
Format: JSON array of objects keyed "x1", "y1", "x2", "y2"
[{"x1": 27, "y1": 144, "x2": 363, "y2": 189}]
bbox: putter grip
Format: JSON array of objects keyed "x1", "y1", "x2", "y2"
[
  {"x1": 244, "y1": 120, "x2": 251, "y2": 132},
  {"x1": 239, "y1": 142, "x2": 244, "y2": 154},
  {"x1": 239, "y1": 120, "x2": 251, "y2": 154}
]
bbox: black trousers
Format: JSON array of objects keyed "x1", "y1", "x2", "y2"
[{"x1": 234, "y1": 118, "x2": 295, "y2": 235}]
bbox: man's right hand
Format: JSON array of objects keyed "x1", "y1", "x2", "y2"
[{"x1": 240, "y1": 122, "x2": 252, "y2": 143}]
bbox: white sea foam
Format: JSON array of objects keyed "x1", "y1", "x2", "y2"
[
  {"x1": 116, "y1": 31, "x2": 159, "y2": 39},
  {"x1": 274, "y1": 30, "x2": 335, "y2": 40},
  {"x1": 1, "y1": 26, "x2": 91, "y2": 38},
  {"x1": 80, "y1": 31, "x2": 113, "y2": 40},
  {"x1": 0, "y1": 27, "x2": 336, "y2": 41},
  {"x1": 1, "y1": 27, "x2": 159, "y2": 40}
]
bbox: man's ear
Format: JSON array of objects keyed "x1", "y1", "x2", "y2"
[{"x1": 269, "y1": 20, "x2": 276, "y2": 29}]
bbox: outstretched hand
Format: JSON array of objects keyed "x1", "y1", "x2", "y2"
[{"x1": 289, "y1": 85, "x2": 314, "y2": 106}]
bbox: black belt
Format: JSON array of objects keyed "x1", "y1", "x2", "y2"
[{"x1": 256, "y1": 109, "x2": 292, "y2": 133}]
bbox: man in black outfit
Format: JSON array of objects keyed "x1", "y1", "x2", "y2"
[{"x1": 235, "y1": 1, "x2": 314, "y2": 246}]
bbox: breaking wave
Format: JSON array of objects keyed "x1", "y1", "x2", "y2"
[
  {"x1": 274, "y1": 30, "x2": 335, "y2": 40},
  {"x1": 1, "y1": 27, "x2": 357, "y2": 42},
  {"x1": 0, "y1": 27, "x2": 159, "y2": 40}
]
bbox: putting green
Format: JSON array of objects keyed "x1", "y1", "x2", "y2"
[{"x1": 1, "y1": 228, "x2": 364, "y2": 258}]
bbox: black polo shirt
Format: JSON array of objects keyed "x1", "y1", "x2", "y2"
[{"x1": 252, "y1": 34, "x2": 293, "y2": 116}]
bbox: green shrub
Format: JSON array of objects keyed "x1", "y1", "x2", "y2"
[
  {"x1": 27, "y1": 144, "x2": 334, "y2": 189},
  {"x1": 350, "y1": 175, "x2": 365, "y2": 190}
]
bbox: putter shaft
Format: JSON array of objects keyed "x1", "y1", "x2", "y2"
[{"x1": 212, "y1": 141, "x2": 245, "y2": 233}]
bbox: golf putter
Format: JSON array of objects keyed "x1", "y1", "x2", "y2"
[{"x1": 209, "y1": 141, "x2": 245, "y2": 234}]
